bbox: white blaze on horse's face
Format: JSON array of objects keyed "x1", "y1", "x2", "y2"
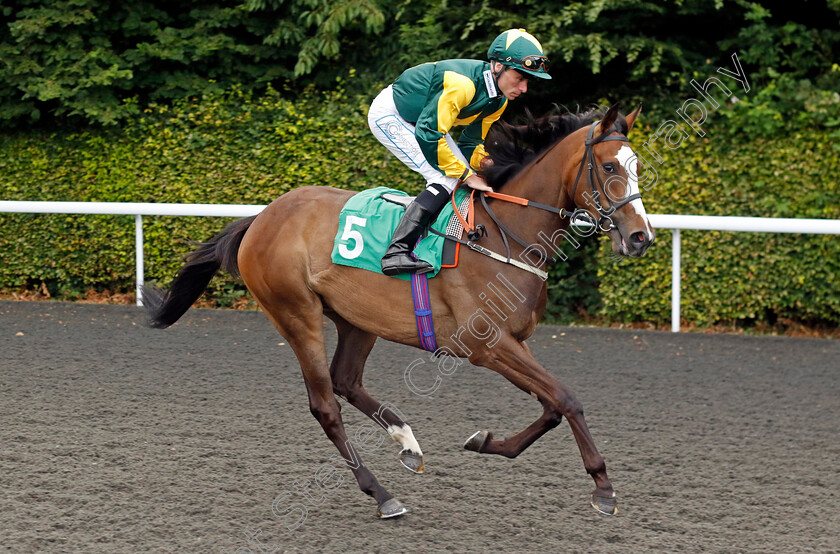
[{"x1": 615, "y1": 144, "x2": 653, "y2": 241}]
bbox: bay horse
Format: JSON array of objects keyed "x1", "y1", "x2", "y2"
[{"x1": 144, "y1": 104, "x2": 654, "y2": 519}]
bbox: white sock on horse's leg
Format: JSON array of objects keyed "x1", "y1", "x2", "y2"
[{"x1": 387, "y1": 423, "x2": 423, "y2": 455}]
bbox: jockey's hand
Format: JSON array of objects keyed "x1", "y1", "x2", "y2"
[{"x1": 464, "y1": 174, "x2": 493, "y2": 192}]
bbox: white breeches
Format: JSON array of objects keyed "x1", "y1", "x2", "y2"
[{"x1": 368, "y1": 85, "x2": 469, "y2": 194}]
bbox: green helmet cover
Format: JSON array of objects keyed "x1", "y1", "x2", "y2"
[{"x1": 487, "y1": 29, "x2": 551, "y2": 80}]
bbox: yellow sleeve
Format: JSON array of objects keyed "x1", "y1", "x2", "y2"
[
  {"x1": 415, "y1": 70, "x2": 476, "y2": 180},
  {"x1": 461, "y1": 99, "x2": 508, "y2": 170}
]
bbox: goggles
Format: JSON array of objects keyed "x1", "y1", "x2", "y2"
[{"x1": 507, "y1": 55, "x2": 550, "y2": 73}]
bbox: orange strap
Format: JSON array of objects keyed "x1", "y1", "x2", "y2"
[
  {"x1": 451, "y1": 187, "x2": 535, "y2": 235},
  {"x1": 450, "y1": 188, "x2": 475, "y2": 234},
  {"x1": 485, "y1": 191, "x2": 529, "y2": 206}
]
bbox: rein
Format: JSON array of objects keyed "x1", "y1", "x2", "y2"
[
  {"x1": 433, "y1": 121, "x2": 637, "y2": 279},
  {"x1": 430, "y1": 193, "x2": 550, "y2": 280}
]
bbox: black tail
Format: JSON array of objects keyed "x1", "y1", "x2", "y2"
[{"x1": 143, "y1": 216, "x2": 257, "y2": 328}]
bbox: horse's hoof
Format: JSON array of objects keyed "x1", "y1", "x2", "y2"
[
  {"x1": 463, "y1": 430, "x2": 491, "y2": 452},
  {"x1": 590, "y1": 491, "x2": 618, "y2": 515},
  {"x1": 377, "y1": 498, "x2": 408, "y2": 519},
  {"x1": 399, "y1": 449, "x2": 424, "y2": 474}
]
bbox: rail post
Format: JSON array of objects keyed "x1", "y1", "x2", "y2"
[
  {"x1": 671, "y1": 228, "x2": 681, "y2": 332},
  {"x1": 135, "y1": 214, "x2": 144, "y2": 306}
]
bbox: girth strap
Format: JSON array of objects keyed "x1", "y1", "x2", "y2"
[{"x1": 409, "y1": 249, "x2": 438, "y2": 351}]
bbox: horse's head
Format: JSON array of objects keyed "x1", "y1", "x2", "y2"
[{"x1": 566, "y1": 105, "x2": 655, "y2": 257}]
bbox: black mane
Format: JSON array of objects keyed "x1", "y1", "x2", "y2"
[{"x1": 480, "y1": 106, "x2": 628, "y2": 189}]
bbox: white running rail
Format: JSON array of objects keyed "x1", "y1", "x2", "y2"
[
  {"x1": 2, "y1": 201, "x2": 839, "y2": 331},
  {"x1": 0, "y1": 201, "x2": 266, "y2": 307}
]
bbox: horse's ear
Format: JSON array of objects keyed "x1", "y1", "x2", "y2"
[
  {"x1": 598, "y1": 103, "x2": 620, "y2": 134},
  {"x1": 625, "y1": 104, "x2": 643, "y2": 131}
]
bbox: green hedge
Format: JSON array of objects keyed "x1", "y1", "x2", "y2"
[
  {"x1": 0, "y1": 83, "x2": 415, "y2": 302},
  {"x1": 1, "y1": 84, "x2": 839, "y2": 328}
]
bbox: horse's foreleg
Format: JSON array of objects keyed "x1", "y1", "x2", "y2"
[
  {"x1": 463, "y1": 404, "x2": 560, "y2": 457},
  {"x1": 327, "y1": 314, "x2": 424, "y2": 474},
  {"x1": 468, "y1": 337, "x2": 617, "y2": 515}
]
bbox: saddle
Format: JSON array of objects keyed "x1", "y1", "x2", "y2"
[
  {"x1": 330, "y1": 186, "x2": 471, "y2": 280},
  {"x1": 379, "y1": 191, "x2": 472, "y2": 268}
]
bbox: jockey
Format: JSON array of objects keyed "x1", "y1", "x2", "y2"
[{"x1": 368, "y1": 28, "x2": 551, "y2": 276}]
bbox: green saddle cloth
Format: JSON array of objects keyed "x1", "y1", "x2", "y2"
[{"x1": 330, "y1": 186, "x2": 467, "y2": 281}]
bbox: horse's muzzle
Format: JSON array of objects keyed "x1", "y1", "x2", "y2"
[
  {"x1": 629, "y1": 229, "x2": 654, "y2": 256},
  {"x1": 612, "y1": 227, "x2": 654, "y2": 257}
]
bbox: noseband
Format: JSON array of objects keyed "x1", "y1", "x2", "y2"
[{"x1": 570, "y1": 121, "x2": 642, "y2": 232}]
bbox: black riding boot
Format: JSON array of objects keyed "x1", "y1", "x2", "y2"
[{"x1": 381, "y1": 184, "x2": 450, "y2": 276}]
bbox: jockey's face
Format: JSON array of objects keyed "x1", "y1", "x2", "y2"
[{"x1": 493, "y1": 62, "x2": 529, "y2": 101}]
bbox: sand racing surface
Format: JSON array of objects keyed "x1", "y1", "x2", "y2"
[{"x1": 2, "y1": 300, "x2": 839, "y2": 552}]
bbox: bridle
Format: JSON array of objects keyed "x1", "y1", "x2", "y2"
[
  {"x1": 474, "y1": 120, "x2": 640, "y2": 255},
  {"x1": 431, "y1": 119, "x2": 644, "y2": 278},
  {"x1": 570, "y1": 121, "x2": 641, "y2": 233}
]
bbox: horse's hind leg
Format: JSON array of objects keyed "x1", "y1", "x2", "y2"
[
  {"x1": 326, "y1": 314, "x2": 425, "y2": 474},
  {"x1": 257, "y1": 294, "x2": 407, "y2": 519}
]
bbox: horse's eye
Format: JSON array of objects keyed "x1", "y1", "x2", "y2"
[{"x1": 603, "y1": 163, "x2": 615, "y2": 174}]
